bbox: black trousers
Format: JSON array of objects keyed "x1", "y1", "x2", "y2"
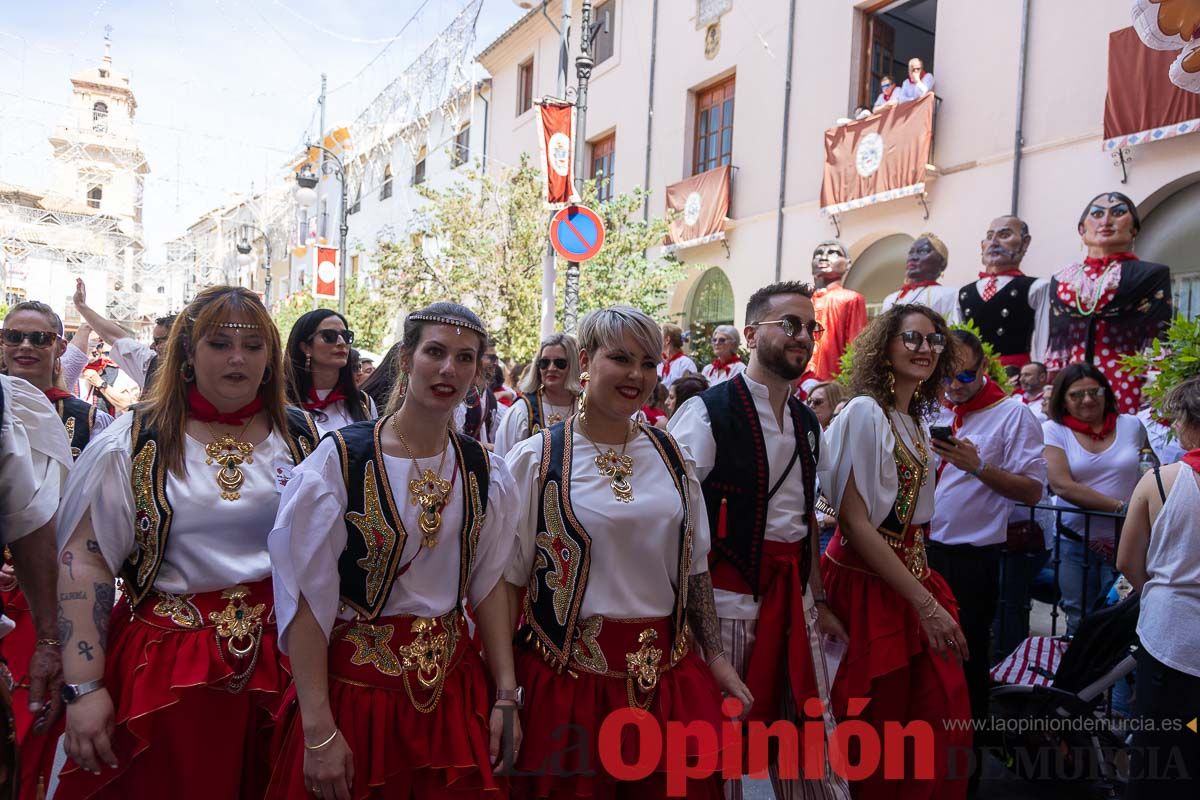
[{"x1": 1127, "y1": 646, "x2": 1200, "y2": 798}]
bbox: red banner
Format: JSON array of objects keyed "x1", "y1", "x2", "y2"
[
  {"x1": 536, "y1": 101, "x2": 579, "y2": 208},
  {"x1": 315, "y1": 247, "x2": 338, "y2": 299},
  {"x1": 1103, "y1": 25, "x2": 1200, "y2": 151}
]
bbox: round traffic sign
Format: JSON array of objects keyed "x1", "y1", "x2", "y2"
[{"x1": 549, "y1": 205, "x2": 605, "y2": 262}]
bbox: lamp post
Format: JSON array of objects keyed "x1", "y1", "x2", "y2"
[
  {"x1": 294, "y1": 144, "x2": 350, "y2": 315},
  {"x1": 235, "y1": 223, "x2": 274, "y2": 307}
]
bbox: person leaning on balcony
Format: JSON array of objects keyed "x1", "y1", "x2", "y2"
[
  {"x1": 872, "y1": 76, "x2": 899, "y2": 111},
  {"x1": 897, "y1": 57, "x2": 935, "y2": 102},
  {"x1": 1117, "y1": 376, "x2": 1200, "y2": 800}
]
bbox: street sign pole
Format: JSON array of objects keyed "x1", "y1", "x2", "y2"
[
  {"x1": 541, "y1": 0, "x2": 573, "y2": 339},
  {"x1": 564, "y1": 0, "x2": 595, "y2": 335}
]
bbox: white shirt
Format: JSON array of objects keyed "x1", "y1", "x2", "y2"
[
  {"x1": 1138, "y1": 467, "x2": 1200, "y2": 678},
  {"x1": 57, "y1": 413, "x2": 294, "y2": 592},
  {"x1": 0, "y1": 375, "x2": 73, "y2": 541},
  {"x1": 669, "y1": 373, "x2": 825, "y2": 620},
  {"x1": 897, "y1": 72, "x2": 935, "y2": 102},
  {"x1": 659, "y1": 353, "x2": 698, "y2": 388},
  {"x1": 1138, "y1": 407, "x2": 1185, "y2": 465},
  {"x1": 1017, "y1": 391, "x2": 1049, "y2": 423},
  {"x1": 492, "y1": 395, "x2": 577, "y2": 458},
  {"x1": 819, "y1": 396, "x2": 935, "y2": 529},
  {"x1": 504, "y1": 427, "x2": 710, "y2": 620},
  {"x1": 1042, "y1": 415, "x2": 1145, "y2": 541},
  {"x1": 701, "y1": 360, "x2": 746, "y2": 387},
  {"x1": 269, "y1": 434, "x2": 517, "y2": 653},
  {"x1": 881, "y1": 284, "x2": 961, "y2": 323},
  {"x1": 110, "y1": 337, "x2": 156, "y2": 389},
  {"x1": 310, "y1": 390, "x2": 378, "y2": 437},
  {"x1": 930, "y1": 395, "x2": 1047, "y2": 547}
]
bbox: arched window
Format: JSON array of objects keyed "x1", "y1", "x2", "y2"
[
  {"x1": 380, "y1": 164, "x2": 393, "y2": 200},
  {"x1": 87, "y1": 185, "x2": 103, "y2": 209},
  {"x1": 93, "y1": 102, "x2": 108, "y2": 133},
  {"x1": 686, "y1": 267, "x2": 735, "y2": 362}
]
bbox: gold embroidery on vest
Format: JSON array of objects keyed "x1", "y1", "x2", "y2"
[
  {"x1": 345, "y1": 464, "x2": 397, "y2": 606},
  {"x1": 344, "y1": 623, "x2": 403, "y2": 677},
  {"x1": 63, "y1": 416, "x2": 80, "y2": 458},
  {"x1": 151, "y1": 591, "x2": 203, "y2": 628},
  {"x1": 535, "y1": 482, "x2": 582, "y2": 626},
  {"x1": 131, "y1": 441, "x2": 161, "y2": 586},
  {"x1": 571, "y1": 614, "x2": 608, "y2": 674}
]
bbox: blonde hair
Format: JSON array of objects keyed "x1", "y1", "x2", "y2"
[
  {"x1": 662, "y1": 323, "x2": 684, "y2": 349},
  {"x1": 519, "y1": 333, "x2": 583, "y2": 396},
  {"x1": 578, "y1": 306, "x2": 663, "y2": 367}
]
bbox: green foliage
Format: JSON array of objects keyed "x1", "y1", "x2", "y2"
[
  {"x1": 1121, "y1": 314, "x2": 1200, "y2": 417},
  {"x1": 271, "y1": 279, "x2": 391, "y2": 353},
  {"x1": 0, "y1": 303, "x2": 8, "y2": 322},
  {"x1": 951, "y1": 319, "x2": 1012, "y2": 393},
  {"x1": 836, "y1": 342, "x2": 856, "y2": 387}
]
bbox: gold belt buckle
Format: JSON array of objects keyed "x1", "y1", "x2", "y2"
[
  {"x1": 625, "y1": 628, "x2": 663, "y2": 709},
  {"x1": 208, "y1": 585, "x2": 266, "y2": 658},
  {"x1": 394, "y1": 616, "x2": 455, "y2": 714}
]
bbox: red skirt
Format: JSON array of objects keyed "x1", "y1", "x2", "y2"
[
  {"x1": 822, "y1": 529, "x2": 971, "y2": 800},
  {"x1": 54, "y1": 579, "x2": 289, "y2": 800},
  {"x1": 511, "y1": 616, "x2": 724, "y2": 800},
  {"x1": 267, "y1": 611, "x2": 500, "y2": 799}
]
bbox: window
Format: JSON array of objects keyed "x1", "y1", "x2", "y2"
[
  {"x1": 349, "y1": 184, "x2": 362, "y2": 215},
  {"x1": 859, "y1": 0, "x2": 937, "y2": 110},
  {"x1": 412, "y1": 148, "x2": 427, "y2": 185},
  {"x1": 92, "y1": 102, "x2": 108, "y2": 133},
  {"x1": 451, "y1": 125, "x2": 470, "y2": 168},
  {"x1": 86, "y1": 185, "x2": 102, "y2": 209},
  {"x1": 380, "y1": 164, "x2": 393, "y2": 199},
  {"x1": 351, "y1": 254, "x2": 360, "y2": 277},
  {"x1": 590, "y1": 134, "x2": 615, "y2": 203},
  {"x1": 517, "y1": 58, "x2": 534, "y2": 115},
  {"x1": 593, "y1": 1, "x2": 615, "y2": 65},
  {"x1": 693, "y1": 76, "x2": 735, "y2": 175}
]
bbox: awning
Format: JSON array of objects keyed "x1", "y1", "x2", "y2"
[
  {"x1": 819, "y1": 93, "x2": 934, "y2": 217},
  {"x1": 1103, "y1": 25, "x2": 1200, "y2": 151},
  {"x1": 664, "y1": 165, "x2": 730, "y2": 254}
]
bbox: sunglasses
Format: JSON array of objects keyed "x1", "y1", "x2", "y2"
[
  {"x1": 1, "y1": 329, "x2": 58, "y2": 348},
  {"x1": 895, "y1": 330, "x2": 947, "y2": 353},
  {"x1": 311, "y1": 329, "x2": 354, "y2": 345},
  {"x1": 755, "y1": 315, "x2": 824, "y2": 341},
  {"x1": 538, "y1": 357, "x2": 569, "y2": 371},
  {"x1": 944, "y1": 360, "x2": 983, "y2": 385},
  {"x1": 711, "y1": 336, "x2": 729, "y2": 345},
  {"x1": 152, "y1": 335, "x2": 169, "y2": 346},
  {"x1": 1067, "y1": 387, "x2": 1105, "y2": 402}
]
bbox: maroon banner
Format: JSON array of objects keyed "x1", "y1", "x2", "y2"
[
  {"x1": 535, "y1": 101, "x2": 578, "y2": 208},
  {"x1": 1104, "y1": 24, "x2": 1200, "y2": 151},
  {"x1": 664, "y1": 165, "x2": 730, "y2": 252}
]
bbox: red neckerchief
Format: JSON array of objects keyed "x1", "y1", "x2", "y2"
[
  {"x1": 946, "y1": 377, "x2": 1009, "y2": 433},
  {"x1": 304, "y1": 384, "x2": 347, "y2": 412},
  {"x1": 710, "y1": 353, "x2": 742, "y2": 377},
  {"x1": 1062, "y1": 412, "x2": 1117, "y2": 441},
  {"x1": 896, "y1": 280, "x2": 940, "y2": 301},
  {"x1": 1083, "y1": 251, "x2": 1136, "y2": 270},
  {"x1": 187, "y1": 385, "x2": 263, "y2": 424},
  {"x1": 85, "y1": 356, "x2": 112, "y2": 373},
  {"x1": 642, "y1": 406, "x2": 666, "y2": 424},
  {"x1": 881, "y1": 85, "x2": 896, "y2": 101},
  {"x1": 659, "y1": 351, "x2": 685, "y2": 378},
  {"x1": 44, "y1": 387, "x2": 75, "y2": 403},
  {"x1": 978, "y1": 269, "x2": 1025, "y2": 279},
  {"x1": 1182, "y1": 448, "x2": 1200, "y2": 474}
]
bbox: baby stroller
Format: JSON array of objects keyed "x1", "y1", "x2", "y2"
[{"x1": 988, "y1": 593, "x2": 1140, "y2": 799}]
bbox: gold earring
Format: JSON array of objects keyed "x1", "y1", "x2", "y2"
[
  {"x1": 305, "y1": 353, "x2": 312, "y2": 371},
  {"x1": 886, "y1": 370, "x2": 896, "y2": 400},
  {"x1": 579, "y1": 371, "x2": 589, "y2": 386}
]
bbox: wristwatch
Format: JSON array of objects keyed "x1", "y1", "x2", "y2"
[
  {"x1": 61, "y1": 678, "x2": 105, "y2": 705},
  {"x1": 494, "y1": 687, "x2": 524, "y2": 709},
  {"x1": 971, "y1": 461, "x2": 988, "y2": 478}
]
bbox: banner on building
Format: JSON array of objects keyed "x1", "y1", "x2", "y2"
[
  {"x1": 314, "y1": 247, "x2": 338, "y2": 299},
  {"x1": 819, "y1": 93, "x2": 934, "y2": 216},
  {"x1": 535, "y1": 101, "x2": 579, "y2": 208},
  {"x1": 1103, "y1": 24, "x2": 1200, "y2": 152},
  {"x1": 663, "y1": 165, "x2": 731, "y2": 254}
]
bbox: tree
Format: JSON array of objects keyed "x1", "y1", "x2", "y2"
[
  {"x1": 271, "y1": 277, "x2": 393, "y2": 353},
  {"x1": 372, "y1": 154, "x2": 693, "y2": 362}
]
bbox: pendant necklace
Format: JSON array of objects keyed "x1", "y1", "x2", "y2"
[
  {"x1": 395, "y1": 420, "x2": 452, "y2": 548},
  {"x1": 540, "y1": 387, "x2": 578, "y2": 427},
  {"x1": 204, "y1": 419, "x2": 256, "y2": 501},
  {"x1": 580, "y1": 414, "x2": 636, "y2": 503}
]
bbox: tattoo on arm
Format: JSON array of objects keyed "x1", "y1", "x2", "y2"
[
  {"x1": 60, "y1": 551, "x2": 75, "y2": 580},
  {"x1": 685, "y1": 572, "x2": 723, "y2": 661},
  {"x1": 57, "y1": 604, "x2": 73, "y2": 646},
  {"x1": 58, "y1": 591, "x2": 88, "y2": 602},
  {"x1": 93, "y1": 582, "x2": 115, "y2": 653},
  {"x1": 77, "y1": 641, "x2": 95, "y2": 661}
]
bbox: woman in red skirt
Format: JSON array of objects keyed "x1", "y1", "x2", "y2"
[
  {"x1": 266, "y1": 302, "x2": 520, "y2": 800},
  {"x1": 819, "y1": 304, "x2": 972, "y2": 799},
  {"x1": 53, "y1": 286, "x2": 320, "y2": 798},
  {"x1": 504, "y1": 306, "x2": 752, "y2": 800}
]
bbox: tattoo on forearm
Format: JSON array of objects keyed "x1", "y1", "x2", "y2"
[
  {"x1": 686, "y1": 572, "x2": 723, "y2": 660},
  {"x1": 86, "y1": 539, "x2": 101, "y2": 555},
  {"x1": 58, "y1": 591, "x2": 88, "y2": 602},
  {"x1": 93, "y1": 582, "x2": 114, "y2": 653},
  {"x1": 57, "y1": 605, "x2": 73, "y2": 646},
  {"x1": 60, "y1": 551, "x2": 74, "y2": 580},
  {"x1": 77, "y1": 641, "x2": 95, "y2": 661}
]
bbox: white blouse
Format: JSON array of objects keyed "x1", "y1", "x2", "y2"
[
  {"x1": 269, "y1": 434, "x2": 517, "y2": 653},
  {"x1": 0, "y1": 375, "x2": 73, "y2": 542},
  {"x1": 701, "y1": 360, "x2": 746, "y2": 386},
  {"x1": 310, "y1": 390, "x2": 378, "y2": 437},
  {"x1": 819, "y1": 396, "x2": 934, "y2": 528},
  {"x1": 57, "y1": 413, "x2": 293, "y2": 593},
  {"x1": 493, "y1": 396, "x2": 577, "y2": 458},
  {"x1": 504, "y1": 428, "x2": 711, "y2": 619}
]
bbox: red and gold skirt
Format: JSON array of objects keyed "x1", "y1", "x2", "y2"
[
  {"x1": 54, "y1": 578, "x2": 289, "y2": 800},
  {"x1": 267, "y1": 610, "x2": 500, "y2": 800},
  {"x1": 512, "y1": 616, "x2": 724, "y2": 800}
]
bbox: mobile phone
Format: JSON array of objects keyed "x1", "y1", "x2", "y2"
[{"x1": 929, "y1": 425, "x2": 954, "y2": 442}]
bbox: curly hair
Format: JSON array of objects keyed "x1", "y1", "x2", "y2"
[{"x1": 846, "y1": 303, "x2": 957, "y2": 421}]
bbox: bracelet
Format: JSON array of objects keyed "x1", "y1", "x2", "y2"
[
  {"x1": 971, "y1": 461, "x2": 987, "y2": 478},
  {"x1": 35, "y1": 638, "x2": 61, "y2": 648},
  {"x1": 917, "y1": 594, "x2": 936, "y2": 611},
  {"x1": 924, "y1": 604, "x2": 940, "y2": 620},
  {"x1": 304, "y1": 729, "x2": 339, "y2": 751},
  {"x1": 813, "y1": 596, "x2": 829, "y2": 606},
  {"x1": 706, "y1": 649, "x2": 727, "y2": 666}
]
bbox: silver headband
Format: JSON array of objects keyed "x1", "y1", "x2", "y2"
[{"x1": 408, "y1": 313, "x2": 486, "y2": 339}]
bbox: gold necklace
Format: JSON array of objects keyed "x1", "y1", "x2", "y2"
[
  {"x1": 580, "y1": 415, "x2": 636, "y2": 503},
  {"x1": 204, "y1": 420, "x2": 256, "y2": 501},
  {"x1": 540, "y1": 387, "x2": 578, "y2": 426},
  {"x1": 394, "y1": 419, "x2": 452, "y2": 548}
]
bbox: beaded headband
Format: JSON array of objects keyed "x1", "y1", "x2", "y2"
[
  {"x1": 186, "y1": 316, "x2": 262, "y2": 330},
  {"x1": 407, "y1": 312, "x2": 486, "y2": 338}
]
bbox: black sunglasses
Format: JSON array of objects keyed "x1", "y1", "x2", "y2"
[
  {"x1": 538, "y1": 357, "x2": 569, "y2": 371},
  {"x1": 895, "y1": 330, "x2": 947, "y2": 353},
  {"x1": 755, "y1": 315, "x2": 824, "y2": 341},
  {"x1": 1, "y1": 329, "x2": 58, "y2": 348},
  {"x1": 311, "y1": 329, "x2": 354, "y2": 345}
]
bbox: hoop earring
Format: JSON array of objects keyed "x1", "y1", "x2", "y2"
[{"x1": 180, "y1": 362, "x2": 196, "y2": 383}]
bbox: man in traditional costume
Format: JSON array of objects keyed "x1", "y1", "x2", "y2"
[
  {"x1": 809, "y1": 241, "x2": 867, "y2": 382},
  {"x1": 881, "y1": 233, "x2": 960, "y2": 322},
  {"x1": 671, "y1": 281, "x2": 851, "y2": 799}
]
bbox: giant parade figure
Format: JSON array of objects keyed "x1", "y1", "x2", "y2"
[
  {"x1": 881, "y1": 233, "x2": 960, "y2": 322},
  {"x1": 809, "y1": 240, "x2": 868, "y2": 382}
]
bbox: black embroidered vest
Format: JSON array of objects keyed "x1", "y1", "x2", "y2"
[
  {"x1": 521, "y1": 417, "x2": 694, "y2": 671},
  {"x1": 332, "y1": 417, "x2": 490, "y2": 619},
  {"x1": 124, "y1": 405, "x2": 319, "y2": 606},
  {"x1": 699, "y1": 375, "x2": 822, "y2": 597},
  {"x1": 958, "y1": 276, "x2": 1037, "y2": 357},
  {"x1": 56, "y1": 396, "x2": 96, "y2": 459},
  {"x1": 519, "y1": 393, "x2": 545, "y2": 438}
]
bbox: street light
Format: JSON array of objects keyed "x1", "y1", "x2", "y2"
[{"x1": 294, "y1": 144, "x2": 350, "y2": 315}]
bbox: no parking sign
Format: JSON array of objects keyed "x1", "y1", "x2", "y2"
[{"x1": 548, "y1": 205, "x2": 605, "y2": 262}]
